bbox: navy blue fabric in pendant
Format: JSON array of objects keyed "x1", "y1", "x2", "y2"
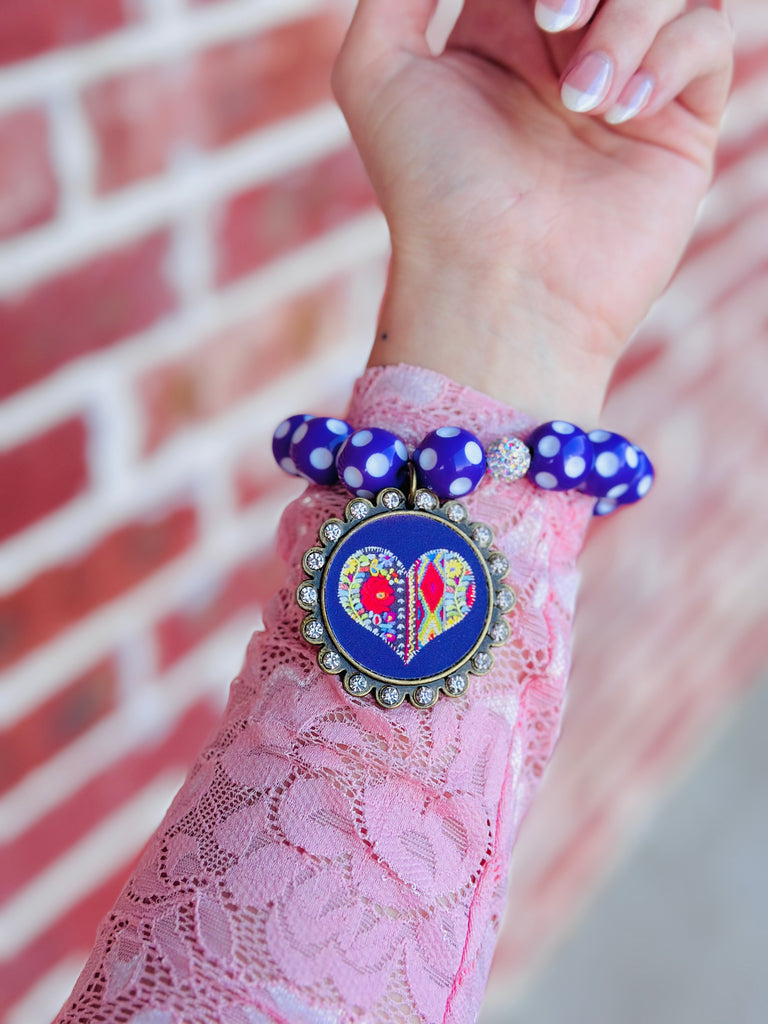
[{"x1": 321, "y1": 511, "x2": 492, "y2": 684}]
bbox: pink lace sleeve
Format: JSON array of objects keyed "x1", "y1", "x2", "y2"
[{"x1": 54, "y1": 364, "x2": 593, "y2": 1024}]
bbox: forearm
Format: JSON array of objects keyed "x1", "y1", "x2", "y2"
[{"x1": 55, "y1": 364, "x2": 592, "y2": 1024}]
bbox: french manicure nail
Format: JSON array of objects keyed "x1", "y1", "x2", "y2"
[
  {"x1": 604, "y1": 73, "x2": 654, "y2": 124},
  {"x1": 561, "y1": 52, "x2": 614, "y2": 113},
  {"x1": 534, "y1": 0, "x2": 581, "y2": 33}
]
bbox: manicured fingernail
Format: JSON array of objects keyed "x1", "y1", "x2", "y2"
[
  {"x1": 561, "y1": 52, "x2": 614, "y2": 113},
  {"x1": 604, "y1": 73, "x2": 654, "y2": 124},
  {"x1": 534, "y1": 0, "x2": 581, "y2": 33}
]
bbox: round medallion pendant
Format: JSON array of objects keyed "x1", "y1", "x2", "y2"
[{"x1": 297, "y1": 488, "x2": 516, "y2": 709}]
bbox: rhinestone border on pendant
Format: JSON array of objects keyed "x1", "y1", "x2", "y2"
[{"x1": 297, "y1": 487, "x2": 516, "y2": 709}]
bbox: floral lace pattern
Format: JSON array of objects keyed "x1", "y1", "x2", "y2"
[{"x1": 55, "y1": 365, "x2": 592, "y2": 1024}]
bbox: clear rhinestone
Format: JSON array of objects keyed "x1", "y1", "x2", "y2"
[
  {"x1": 495, "y1": 587, "x2": 516, "y2": 613},
  {"x1": 381, "y1": 489, "x2": 402, "y2": 509},
  {"x1": 346, "y1": 674, "x2": 370, "y2": 695},
  {"x1": 472, "y1": 651, "x2": 493, "y2": 672},
  {"x1": 378, "y1": 685, "x2": 401, "y2": 707},
  {"x1": 321, "y1": 650, "x2": 343, "y2": 672},
  {"x1": 488, "y1": 554, "x2": 509, "y2": 577},
  {"x1": 444, "y1": 502, "x2": 468, "y2": 523},
  {"x1": 322, "y1": 522, "x2": 342, "y2": 543},
  {"x1": 472, "y1": 524, "x2": 493, "y2": 548},
  {"x1": 486, "y1": 437, "x2": 532, "y2": 482},
  {"x1": 413, "y1": 686, "x2": 435, "y2": 707},
  {"x1": 304, "y1": 550, "x2": 325, "y2": 571},
  {"x1": 349, "y1": 500, "x2": 370, "y2": 520},
  {"x1": 490, "y1": 620, "x2": 511, "y2": 644},
  {"x1": 303, "y1": 619, "x2": 324, "y2": 641},
  {"x1": 413, "y1": 489, "x2": 438, "y2": 511},
  {"x1": 445, "y1": 674, "x2": 468, "y2": 696},
  {"x1": 298, "y1": 585, "x2": 317, "y2": 607}
]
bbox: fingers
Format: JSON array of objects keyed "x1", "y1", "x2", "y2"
[{"x1": 534, "y1": 0, "x2": 734, "y2": 125}]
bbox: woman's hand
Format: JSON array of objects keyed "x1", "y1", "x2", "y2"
[{"x1": 332, "y1": 0, "x2": 734, "y2": 423}]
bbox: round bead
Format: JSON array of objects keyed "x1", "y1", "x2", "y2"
[
  {"x1": 272, "y1": 414, "x2": 312, "y2": 476},
  {"x1": 615, "y1": 447, "x2": 655, "y2": 507},
  {"x1": 579, "y1": 430, "x2": 641, "y2": 499},
  {"x1": 526, "y1": 421, "x2": 594, "y2": 491},
  {"x1": 414, "y1": 426, "x2": 487, "y2": 499},
  {"x1": 336, "y1": 427, "x2": 409, "y2": 499},
  {"x1": 289, "y1": 417, "x2": 352, "y2": 485},
  {"x1": 486, "y1": 437, "x2": 531, "y2": 482}
]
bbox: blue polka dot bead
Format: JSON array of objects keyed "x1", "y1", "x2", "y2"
[
  {"x1": 579, "y1": 430, "x2": 642, "y2": 500},
  {"x1": 336, "y1": 428, "x2": 409, "y2": 499},
  {"x1": 289, "y1": 417, "x2": 352, "y2": 485},
  {"x1": 526, "y1": 421, "x2": 594, "y2": 491},
  {"x1": 272, "y1": 414, "x2": 312, "y2": 476},
  {"x1": 616, "y1": 448, "x2": 654, "y2": 506},
  {"x1": 414, "y1": 426, "x2": 486, "y2": 499}
]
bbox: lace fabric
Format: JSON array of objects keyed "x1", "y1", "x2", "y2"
[{"x1": 55, "y1": 365, "x2": 592, "y2": 1024}]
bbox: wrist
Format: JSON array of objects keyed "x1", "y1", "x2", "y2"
[{"x1": 368, "y1": 254, "x2": 620, "y2": 428}]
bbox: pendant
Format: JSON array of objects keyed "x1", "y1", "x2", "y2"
[{"x1": 297, "y1": 486, "x2": 516, "y2": 709}]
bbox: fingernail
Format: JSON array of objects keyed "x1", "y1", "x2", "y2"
[
  {"x1": 604, "y1": 73, "x2": 654, "y2": 124},
  {"x1": 561, "y1": 52, "x2": 614, "y2": 113},
  {"x1": 535, "y1": 0, "x2": 581, "y2": 33}
]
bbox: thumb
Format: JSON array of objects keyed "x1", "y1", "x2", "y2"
[{"x1": 334, "y1": 0, "x2": 439, "y2": 88}]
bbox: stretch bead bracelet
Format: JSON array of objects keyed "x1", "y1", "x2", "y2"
[{"x1": 273, "y1": 414, "x2": 654, "y2": 516}]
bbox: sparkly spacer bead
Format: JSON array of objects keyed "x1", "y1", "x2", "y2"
[
  {"x1": 290, "y1": 417, "x2": 352, "y2": 486},
  {"x1": 526, "y1": 421, "x2": 594, "y2": 491},
  {"x1": 414, "y1": 426, "x2": 487, "y2": 499},
  {"x1": 336, "y1": 427, "x2": 409, "y2": 499},
  {"x1": 486, "y1": 436, "x2": 532, "y2": 482},
  {"x1": 273, "y1": 414, "x2": 312, "y2": 477}
]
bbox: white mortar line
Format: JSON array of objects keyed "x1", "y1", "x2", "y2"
[
  {"x1": 0, "y1": 0, "x2": 341, "y2": 112},
  {"x1": 0, "y1": 102, "x2": 351, "y2": 294},
  {"x1": 0, "y1": 609, "x2": 261, "y2": 842},
  {"x1": 0, "y1": 771, "x2": 185, "y2": 959}
]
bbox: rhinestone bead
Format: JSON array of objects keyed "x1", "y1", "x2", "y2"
[
  {"x1": 486, "y1": 436, "x2": 532, "y2": 482},
  {"x1": 348, "y1": 500, "x2": 371, "y2": 520},
  {"x1": 290, "y1": 417, "x2": 352, "y2": 486},
  {"x1": 445, "y1": 674, "x2": 468, "y2": 696},
  {"x1": 381, "y1": 489, "x2": 403, "y2": 509},
  {"x1": 336, "y1": 427, "x2": 409, "y2": 499},
  {"x1": 378, "y1": 685, "x2": 402, "y2": 707},
  {"x1": 472, "y1": 651, "x2": 493, "y2": 673},
  {"x1": 272, "y1": 414, "x2": 312, "y2": 477},
  {"x1": 304, "y1": 550, "x2": 325, "y2": 572},
  {"x1": 413, "y1": 686, "x2": 436, "y2": 707},
  {"x1": 413, "y1": 489, "x2": 438, "y2": 511},
  {"x1": 298, "y1": 585, "x2": 318, "y2": 607},
  {"x1": 414, "y1": 426, "x2": 487, "y2": 499},
  {"x1": 495, "y1": 587, "x2": 516, "y2": 613},
  {"x1": 527, "y1": 421, "x2": 594, "y2": 491},
  {"x1": 488, "y1": 553, "x2": 509, "y2": 577},
  {"x1": 471, "y1": 524, "x2": 493, "y2": 548},
  {"x1": 346, "y1": 674, "x2": 370, "y2": 695},
  {"x1": 303, "y1": 619, "x2": 324, "y2": 641},
  {"x1": 490, "y1": 620, "x2": 511, "y2": 644},
  {"x1": 321, "y1": 650, "x2": 343, "y2": 672},
  {"x1": 322, "y1": 522, "x2": 343, "y2": 543},
  {"x1": 444, "y1": 501, "x2": 468, "y2": 523}
]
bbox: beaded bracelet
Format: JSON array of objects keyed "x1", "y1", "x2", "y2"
[{"x1": 272, "y1": 414, "x2": 653, "y2": 712}]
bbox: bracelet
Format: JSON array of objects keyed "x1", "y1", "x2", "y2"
[
  {"x1": 272, "y1": 414, "x2": 654, "y2": 515},
  {"x1": 271, "y1": 414, "x2": 653, "y2": 711}
]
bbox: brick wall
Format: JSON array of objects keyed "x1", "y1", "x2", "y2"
[{"x1": 0, "y1": 2, "x2": 766, "y2": 1022}]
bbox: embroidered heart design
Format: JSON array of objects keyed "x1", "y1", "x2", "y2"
[{"x1": 338, "y1": 546, "x2": 476, "y2": 664}]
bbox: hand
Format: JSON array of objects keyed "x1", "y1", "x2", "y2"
[{"x1": 332, "y1": 0, "x2": 734, "y2": 423}]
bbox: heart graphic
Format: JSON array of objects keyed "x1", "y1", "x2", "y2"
[{"x1": 338, "y1": 546, "x2": 476, "y2": 664}]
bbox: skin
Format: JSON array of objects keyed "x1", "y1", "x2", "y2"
[{"x1": 331, "y1": 0, "x2": 734, "y2": 425}]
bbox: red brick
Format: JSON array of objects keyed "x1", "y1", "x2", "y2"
[
  {"x1": 0, "y1": 231, "x2": 176, "y2": 398},
  {"x1": 216, "y1": 145, "x2": 377, "y2": 284},
  {"x1": 156, "y1": 549, "x2": 285, "y2": 670},
  {"x1": 0, "y1": 0, "x2": 130, "y2": 67},
  {"x1": 0, "y1": 417, "x2": 89, "y2": 542},
  {"x1": 85, "y1": 12, "x2": 348, "y2": 193},
  {"x1": 0, "y1": 108, "x2": 58, "y2": 240},
  {"x1": 0, "y1": 658, "x2": 118, "y2": 795},
  {"x1": 0, "y1": 503, "x2": 197, "y2": 670},
  {"x1": 138, "y1": 282, "x2": 349, "y2": 451},
  {"x1": 0, "y1": 701, "x2": 218, "y2": 902}
]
